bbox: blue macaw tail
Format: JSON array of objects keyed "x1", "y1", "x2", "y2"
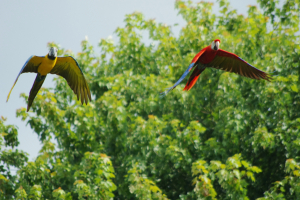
[
  {"x1": 160, "y1": 63, "x2": 195, "y2": 98},
  {"x1": 27, "y1": 74, "x2": 46, "y2": 112}
]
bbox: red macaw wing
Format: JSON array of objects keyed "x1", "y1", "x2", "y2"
[
  {"x1": 7, "y1": 56, "x2": 44, "y2": 102},
  {"x1": 50, "y1": 56, "x2": 91, "y2": 105},
  {"x1": 207, "y1": 49, "x2": 272, "y2": 81}
]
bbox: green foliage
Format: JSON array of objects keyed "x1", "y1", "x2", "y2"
[
  {"x1": 0, "y1": 117, "x2": 28, "y2": 199},
  {"x1": 29, "y1": 185, "x2": 42, "y2": 200},
  {"x1": 1, "y1": 0, "x2": 300, "y2": 199},
  {"x1": 126, "y1": 164, "x2": 169, "y2": 199},
  {"x1": 192, "y1": 154, "x2": 262, "y2": 199},
  {"x1": 15, "y1": 186, "x2": 27, "y2": 200},
  {"x1": 73, "y1": 152, "x2": 116, "y2": 199}
]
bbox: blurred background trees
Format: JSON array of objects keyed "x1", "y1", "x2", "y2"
[{"x1": 1, "y1": 0, "x2": 300, "y2": 199}]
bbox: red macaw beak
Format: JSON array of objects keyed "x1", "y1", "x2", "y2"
[{"x1": 214, "y1": 41, "x2": 220, "y2": 50}]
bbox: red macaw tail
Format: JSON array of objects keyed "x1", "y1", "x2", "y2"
[{"x1": 183, "y1": 66, "x2": 206, "y2": 91}]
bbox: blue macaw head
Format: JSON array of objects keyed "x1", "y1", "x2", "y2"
[{"x1": 49, "y1": 47, "x2": 58, "y2": 58}]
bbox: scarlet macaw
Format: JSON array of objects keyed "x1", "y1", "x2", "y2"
[
  {"x1": 7, "y1": 47, "x2": 91, "y2": 111},
  {"x1": 161, "y1": 39, "x2": 271, "y2": 96}
]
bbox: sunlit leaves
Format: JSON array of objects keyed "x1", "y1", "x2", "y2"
[
  {"x1": 192, "y1": 154, "x2": 262, "y2": 199},
  {"x1": 126, "y1": 164, "x2": 169, "y2": 200},
  {"x1": 73, "y1": 152, "x2": 116, "y2": 199},
  {"x1": 52, "y1": 187, "x2": 68, "y2": 200},
  {"x1": 15, "y1": 186, "x2": 27, "y2": 200}
]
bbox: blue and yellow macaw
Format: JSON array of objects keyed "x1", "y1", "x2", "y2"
[{"x1": 7, "y1": 47, "x2": 91, "y2": 111}]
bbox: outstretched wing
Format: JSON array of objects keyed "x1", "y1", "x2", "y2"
[
  {"x1": 207, "y1": 49, "x2": 272, "y2": 81},
  {"x1": 50, "y1": 56, "x2": 91, "y2": 104},
  {"x1": 160, "y1": 49, "x2": 206, "y2": 97},
  {"x1": 7, "y1": 56, "x2": 44, "y2": 102}
]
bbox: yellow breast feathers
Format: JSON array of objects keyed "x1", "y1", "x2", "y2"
[{"x1": 37, "y1": 54, "x2": 57, "y2": 76}]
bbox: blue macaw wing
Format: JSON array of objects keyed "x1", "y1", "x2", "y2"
[
  {"x1": 7, "y1": 56, "x2": 44, "y2": 102},
  {"x1": 160, "y1": 63, "x2": 195, "y2": 97},
  {"x1": 50, "y1": 56, "x2": 91, "y2": 104}
]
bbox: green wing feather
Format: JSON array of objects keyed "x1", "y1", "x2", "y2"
[{"x1": 50, "y1": 56, "x2": 91, "y2": 104}]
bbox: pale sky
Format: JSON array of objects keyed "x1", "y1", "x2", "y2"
[{"x1": 0, "y1": 0, "x2": 258, "y2": 161}]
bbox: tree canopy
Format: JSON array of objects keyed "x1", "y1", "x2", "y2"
[{"x1": 1, "y1": 0, "x2": 300, "y2": 199}]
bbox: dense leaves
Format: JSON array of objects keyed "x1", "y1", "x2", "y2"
[{"x1": 1, "y1": 0, "x2": 300, "y2": 199}]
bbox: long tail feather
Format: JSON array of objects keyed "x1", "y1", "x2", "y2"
[
  {"x1": 27, "y1": 74, "x2": 46, "y2": 112},
  {"x1": 159, "y1": 87, "x2": 173, "y2": 98},
  {"x1": 7, "y1": 80, "x2": 19, "y2": 102},
  {"x1": 160, "y1": 63, "x2": 195, "y2": 97},
  {"x1": 183, "y1": 66, "x2": 206, "y2": 91}
]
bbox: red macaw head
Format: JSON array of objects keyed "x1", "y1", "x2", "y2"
[{"x1": 211, "y1": 39, "x2": 220, "y2": 51}]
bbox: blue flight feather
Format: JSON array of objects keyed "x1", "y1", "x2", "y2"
[
  {"x1": 160, "y1": 63, "x2": 195, "y2": 98},
  {"x1": 17, "y1": 55, "x2": 34, "y2": 77}
]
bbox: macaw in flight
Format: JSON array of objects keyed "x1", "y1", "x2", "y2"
[
  {"x1": 7, "y1": 47, "x2": 91, "y2": 111},
  {"x1": 161, "y1": 39, "x2": 271, "y2": 96}
]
